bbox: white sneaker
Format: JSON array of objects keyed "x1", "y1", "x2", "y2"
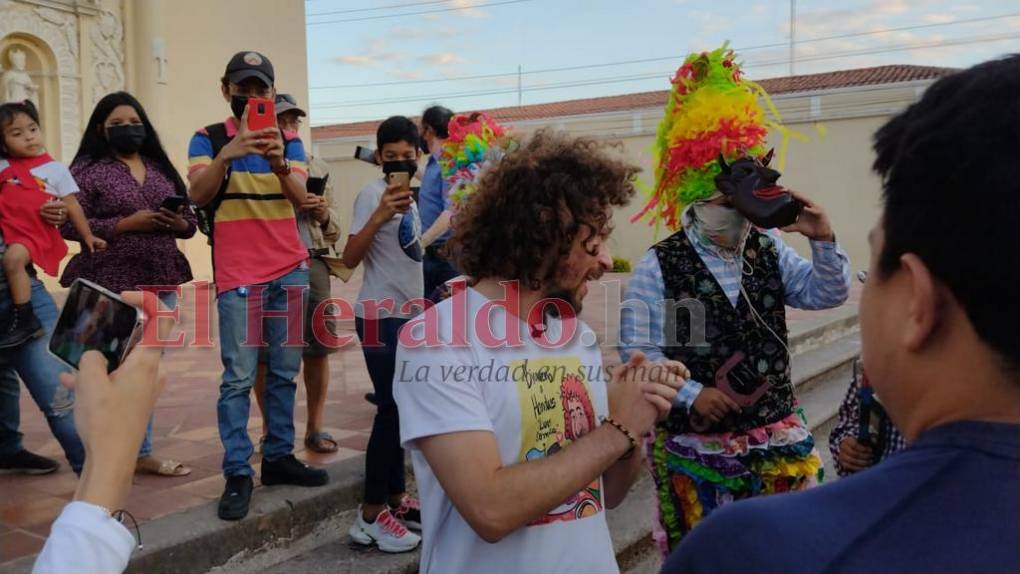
[{"x1": 349, "y1": 506, "x2": 421, "y2": 553}]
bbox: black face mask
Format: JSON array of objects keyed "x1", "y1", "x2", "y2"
[
  {"x1": 230, "y1": 95, "x2": 248, "y2": 119},
  {"x1": 106, "y1": 124, "x2": 147, "y2": 155},
  {"x1": 381, "y1": 159, "x2": 418, "y2": 179},
  {"x1": 420, "y1": 136, "x2": 429, "y2": 155}
]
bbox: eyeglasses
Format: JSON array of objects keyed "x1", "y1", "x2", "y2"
[{"x1": 857, "y1": 271, "x2": 868, "y2": 284}]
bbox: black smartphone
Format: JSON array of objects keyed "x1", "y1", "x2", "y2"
[
  {"x1": 354, "y1": 145, "x2": 377, "y2": 165},
  {"x1": 306, "y1": 174, "x2": 329, "y2": 196},
  {"x1": 49, "y1": 279, "x2": 143, "y2": 372},
  {"x1": 160, "y1": 195, "x2": 186, "y2": 212}
]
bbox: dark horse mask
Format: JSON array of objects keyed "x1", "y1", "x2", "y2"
[{"x1": 714, "y1": 150, "x2": 803, "y2": 229}]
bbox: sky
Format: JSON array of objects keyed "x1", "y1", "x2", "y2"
[{"x1": 304, "y1": 0, "x2": 1020, "y2": 126}]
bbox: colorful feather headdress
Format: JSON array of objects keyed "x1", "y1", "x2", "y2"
[
  {"x1": 439, "y1": 112, "x2": 514, "y2": 206},
  {"x1": 631, "y1": 43, "x2": 798, "y2": 232}
]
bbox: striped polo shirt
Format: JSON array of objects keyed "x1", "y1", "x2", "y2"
[{"x1": 187, "y1": 117, "x2": 309, "y2": 294}]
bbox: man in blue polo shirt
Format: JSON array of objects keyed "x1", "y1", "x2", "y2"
[
  {"x1": 663, "y1": 54, "x2": 1020, "y2": 574},
  {"x1": 417, "y1": 105, "x2": 456, "y2": 301}
]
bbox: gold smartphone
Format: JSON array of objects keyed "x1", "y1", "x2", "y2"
[{"x1": 387, "y1": 171, "x2": 411, "y2": 193}]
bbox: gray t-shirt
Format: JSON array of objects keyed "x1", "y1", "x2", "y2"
[{"x1": 349, "y1": 178, "x2": 424, "y2": 318}]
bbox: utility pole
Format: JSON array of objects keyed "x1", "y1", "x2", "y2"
[
  {"x1": 517, "y1": 64, "x2": 523, "y2": 106},
  {"x1": 789, "y1": 0, "x2": 796, "y2": 76}
]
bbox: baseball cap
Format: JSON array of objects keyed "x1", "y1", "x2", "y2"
[
  {"x1": 275, "y1": 93, "x2": 306, "y2": 117},
  {"x1": 224, "y1": 51, "x2": 274, "y2": 87}
]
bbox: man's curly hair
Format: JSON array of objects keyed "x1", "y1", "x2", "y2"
[{"x1": 445, "y1": 129, "x2": 638, "y2": 290}]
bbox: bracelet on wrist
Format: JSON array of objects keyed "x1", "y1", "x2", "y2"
[{"x1": 601, "y1": 416, "x2": 637, "y2": 460}]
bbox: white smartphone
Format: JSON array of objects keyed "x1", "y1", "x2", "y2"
[{"x1": 48, "y1": 278, "x2": 144, "y2": 372}]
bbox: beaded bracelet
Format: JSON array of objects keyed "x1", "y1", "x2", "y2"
[{"x1": 602, "y1": 416, "x2": 637, "y2": 460}]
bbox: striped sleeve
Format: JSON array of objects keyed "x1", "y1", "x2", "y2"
[
  {"x1": 620, "y1": 249, "x2": 667, "y2": 363},
  {"x1": 620, "y1": 249, "x2": 705, "y2": 410},
  {"x1": 774, "y1": 233, "x2": 852, "y2": 310},
  {"x1": 187, "y1": 131, "x2": 214, "y2": 176},
  {"x1": 285, "y1": 137, "x2": 308, "y2": 178}
]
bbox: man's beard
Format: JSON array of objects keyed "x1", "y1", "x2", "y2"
[{"x1": 544, "y1": 285, "x2": 583, "y2": 317}]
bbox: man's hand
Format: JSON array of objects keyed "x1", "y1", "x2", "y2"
[
  {"x1": 40, "y1": 200, "x2": 67, "y2": 226},
  {"x1": 300, "y1": 194, "x2": 330, "y2": 224},
  {"x1": 838, "y1": 436, "x2": 875, "y2": 473},
  {"x1": 639, "y1": 359, "x2": 688, "y2": 421},
  {"x1": 692, "y1": 388, "x2": 740, "y2": 423},
  {"x1": 262, "y1": 127, "x2": 286, "y2": 168},
  {"x1": 781, "y1": 191, "x2": 835, "y2": 242},
  {"x1": 371, "y1": 181, "x2": 413, "y2": 224},
  {"x1": 219, "y1": 105, "x2": 276, "y2": 162},
  {"x1": 608, "y1": 352, "x2": 670, "y2": 437}
]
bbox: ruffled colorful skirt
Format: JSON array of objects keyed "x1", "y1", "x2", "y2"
[{"x1": 647, "y1": 410, "x2": 823, "y2": 555}]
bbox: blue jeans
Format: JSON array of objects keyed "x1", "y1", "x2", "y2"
[
  {"x1": 217, "y1": 266, "x2": 308, "y2": 477},
  {"x1": 0, "y1": 278, "x2": 85, "y2": 473}
]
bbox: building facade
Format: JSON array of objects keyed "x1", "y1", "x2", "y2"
[
  {"x1": 0, "y1": 0, "x2": 310, "y2": 286},
  {"x1": 312, "y1": 65, "x2": 954, "y2": 271}
]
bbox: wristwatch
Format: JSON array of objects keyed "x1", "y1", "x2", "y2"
[{"x1": 272, "y1": 158, "x2": 291, "y2": 176}]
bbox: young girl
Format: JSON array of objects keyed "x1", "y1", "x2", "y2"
[{"x1": 0, "y1": 100, "x2": 104, "y2": 348}]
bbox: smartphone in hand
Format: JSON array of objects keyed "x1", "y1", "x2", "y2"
[
  {"x1": 246, "y1": 97, "x2": 276, "y2": 132},
  {"x1": 49, "y1": 279, "x2": 144, "y2": 373},
  {"x1": 386, "y1": 171, "x2": 411, "y2": 193},
  {"x1": 159, "y1": 195, "x2": 186, "y2": 212},
  {"x1": 306, "y1": 174, "x2": 329, "y2": 197}
]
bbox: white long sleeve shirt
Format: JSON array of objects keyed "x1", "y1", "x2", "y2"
[{"x1": 32, "y1": 502, "x2": 135, "y2": 574}]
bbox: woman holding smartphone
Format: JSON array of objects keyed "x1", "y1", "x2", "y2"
[{"x1": 60, "y1": 91, "x2": 195, "y2": 478}]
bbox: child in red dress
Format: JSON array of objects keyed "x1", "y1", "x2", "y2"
[{"x1": 0, "y1": 100, "x2": 105, "y2": 348}]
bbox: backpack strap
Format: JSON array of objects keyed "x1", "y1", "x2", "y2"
[{"x1": 195, "y1": 122, "x2": 233, "y2": 240}]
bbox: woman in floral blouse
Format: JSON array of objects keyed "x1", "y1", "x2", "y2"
[{"x1": 61, "y1": 91, "x2": 195, "y2": 478}]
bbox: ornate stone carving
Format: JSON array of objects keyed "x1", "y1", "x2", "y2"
[
  {"x1": 0, "y1": 1, "x2": 81, "y2": 159},
  {"x1": 89, "y1": 8, "x2": 124, "y2": 104},
  {"x1": 0, "y1": 48, "x2": 40, "y2": 103}
]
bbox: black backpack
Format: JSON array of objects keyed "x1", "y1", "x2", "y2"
[{"x1": 194, "y1": 123, "x2": 232, "y2": 240}]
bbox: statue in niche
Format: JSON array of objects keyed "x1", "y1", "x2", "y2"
[{"x1": 0, "y1": 49, "x2": 39, "y2": 105}]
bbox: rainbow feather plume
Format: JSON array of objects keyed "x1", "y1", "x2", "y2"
[
  {"x1": 632, "y1": 42, "x2": 798, "y2": 233},
  {"x1": 439, "y1": 112, "x2": 514, "y2": 206}
]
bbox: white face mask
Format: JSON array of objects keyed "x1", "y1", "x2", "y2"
[{"x1": 690, "y1": 203, "x2": 750, "y2": 250}]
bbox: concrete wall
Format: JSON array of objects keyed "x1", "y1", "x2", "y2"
[
  {"x1": 315, "y1": 82, "x2": 925, "y2": 273},
  {"x1": 124, "y1": 0, "x2": 310, "y2": 283}
]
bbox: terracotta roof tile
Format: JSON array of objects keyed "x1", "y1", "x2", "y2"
[{"x1": 312, "y1": 64, "x2": 956, "y2": 141}]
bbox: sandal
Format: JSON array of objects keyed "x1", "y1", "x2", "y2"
[
  {"x1": 304, "y1": 432, "x2": 339, "y2": 454},
  {"x1": 136, "y1": 457, "x2": 192, "y2": 477}
]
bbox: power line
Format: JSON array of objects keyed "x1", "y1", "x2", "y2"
[
  {"x1": 307, "y1": 0, "x2": 535, "y2": 25},
  {"x1": 307, "y1": 0, "x2": 449, "y2": 18},
  {"x1": 310, "y1": 32, "x2": 1019, "y2": 110},
  {"x1": 310, "y1": 10, "x2": 1020, "y2": 89}
]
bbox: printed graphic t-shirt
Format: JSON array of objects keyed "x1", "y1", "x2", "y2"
[
  {"x1": 394, "y1": 287, "x2": 618, "y2": 574},
  {"x1": 349, "y1": 178, "x2": 424, "y2": 318}
]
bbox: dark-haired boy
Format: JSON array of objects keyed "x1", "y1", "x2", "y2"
[
  {"x1": 341, "y1": 115, "x2": 424, "y2": 552},
  {"x1": 188, "y1": 51, "x2": 327, "y2": 522}
]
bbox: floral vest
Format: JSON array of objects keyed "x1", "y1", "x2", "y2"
[{"x1": 654, "y1": 228, "x2": 794, "y2": 434}]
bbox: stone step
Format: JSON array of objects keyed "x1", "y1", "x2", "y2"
[
  {"x1": 792, "y1": 331, "x2": 860, "y2": 433},
  {"x1": 0, "y1": 311, "x2": 860, "y2": 574},
  {"x1": 248, "y1": 474, "x2": 661, "y2": 574},
  {"x1": 240, "y1": 322, "x2": 862, "y2": 574}
]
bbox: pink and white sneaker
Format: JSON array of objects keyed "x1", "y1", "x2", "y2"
[
  {"x1": 388, "y1": 495, "x2": 422, "y2": 531},
  {"x1": 349, "y1": 506, "x2": 420, "y2": 553}
]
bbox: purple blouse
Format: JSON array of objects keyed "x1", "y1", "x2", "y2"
[{"x1": 60, "y1": 157, "x2": 197, "y2": 293}]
